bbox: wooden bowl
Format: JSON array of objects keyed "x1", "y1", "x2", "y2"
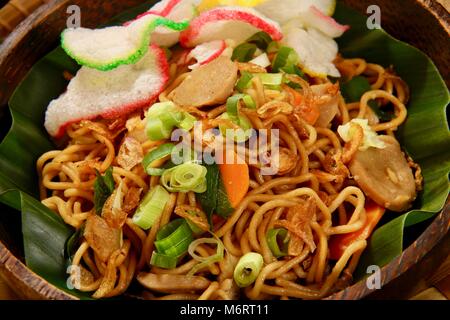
[{"x1": 0, "y1": 0, "x2": 448, "y2": 299}]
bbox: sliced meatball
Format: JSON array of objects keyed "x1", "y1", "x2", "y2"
[
  {"x1": 349, "y1": 135, "x2": 417, "y2": 212},
  {"x1": 169, "y1": 56, "x2": 238, "y2": 107},
  {"x1": 137, "y1": 273, "x2": 211, "y2": 293}
]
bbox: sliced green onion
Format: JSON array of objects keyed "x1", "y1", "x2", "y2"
[
  {"x1": 161, "y1": 162, "x2": 207, "y2": 193},
  {"x1": 150, "y1": 218, "x2": 193, "y2": 268},
  {"x1": 233, "y1": 252, "x2": 264, "y2": 288},
  {"x1": 145, "y1": 117, "x2": 173, "y2": 141},
  {"x1": 253, "y1": 73, "x2": 283, "y2": 86},
  {"x1": 246, "y1": 31, "x2": 272, "y2": 50},
  {"x1": 156, "y1": 219, "x2": 185, "y2": 240},
  {"x1": 226, "y1": 94, "x2": 244, "y2": 122},
  {"x1": 272, "y1": 46, "x2": 299, "y2": 72},
  {"x1": 236, "y1": 71, "x2": 254, "y2": 92},
  {"x1": 178, "y1": 112, "x2": 197, "y2": 131},
  {"x1": 231, "y1": 43, "x2": 257, "y2": 62},
  {"x1": 242, "y1": 94, "x2": 256, "y2": 109},
  {"x1": 282, "y1": 64, "x2": 306, "y2": 79},
  {"x1": 146, "y1": 102, "x2": 197, "y2": 141},
  {"x1": 219, "y1": 112, "x2": 253, "y2": 143},
  {"x1": 159, "y1": 111, "x2": 184, "y2": 127},
  {"x1": 265, "y1": 84, "x2": 282, "y2": 91},
  {"x1": 266, "y1": 41, "x2": 279, "y2": 54},
  {"x1": 222, "y1": 94, "x2": 255, "y2": 142},
  {"x1": 142, "y1": 143, "x2": 175, "y2": 176},
  {"x1": 226, "y1": 94, "x2": 256, "y2": 119},
  {"x1": 154, "y1": 219, "x2": 193, "y2": 256},
  {"x1": 266, "y1": 228, "x2": 289, "y2": 258},
  {"x1": 147, "y1": 101, "x2": 178, "y2": 118},
  {"x1": 187, "y1": 237, "x2": 225, "y2": 276},
  {"x1": 150, "y1": 251, "x2": 179, "y2": 269},
  {"x1": 157, "y1": 235, "x2": 193, "y2": 257},
  {"x1": 132, "y1": 185, "x2": 170, "y2": 230}
]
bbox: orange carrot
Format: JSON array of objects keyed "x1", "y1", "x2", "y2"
[
  {"x1": 328, "y1": 200, "x2": 385, "y2": 260},
  {"x1": 285, "y1": 85, "x2": 303, "y2": 106},
  {"x1": 218, "y1": 149, "x2": 249, "y2": 208}
]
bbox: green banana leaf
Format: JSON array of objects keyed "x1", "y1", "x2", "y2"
[
  {"x1": 0, "y1": 2, "x2": 448, "y2": 298},
  {"x1": 0, "y1": 2, "x2": 154, "y2": 299},
  {"x1": 333, "y1": 5, "x2": 450, "y2": 277}
]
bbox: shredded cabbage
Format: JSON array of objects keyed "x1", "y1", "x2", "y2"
[{"x1": 337, "y1": 118, "x2": 386, "y2": 150}]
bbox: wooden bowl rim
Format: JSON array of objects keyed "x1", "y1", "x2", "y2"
[{"x1": 0, "y1": 0, "x2": 449, "y2": 300}]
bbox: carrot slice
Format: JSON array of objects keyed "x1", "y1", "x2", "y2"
[
  {"x1": 218, "y1": 149, "x2": 249, "y2": 208},
  {"x1": 285, "y1": 85, "x2": 303, "y2": 106},
  {"x1": 328, "y1": 200, "x2": 385, "y2": 260}
]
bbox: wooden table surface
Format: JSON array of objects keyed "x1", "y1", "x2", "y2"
[
  {"x1": 0, "y1": 276, "x2": 18, "y2": 299},
  {"x1": 0, "y1": 0, "x2": 449, "y2": 301}
]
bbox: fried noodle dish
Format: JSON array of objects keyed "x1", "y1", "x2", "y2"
[{"x1": 36, "y1": 1, "x2": 422, "y2": 299}]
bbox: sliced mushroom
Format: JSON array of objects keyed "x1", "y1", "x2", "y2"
[
  {"x1": 137, "y1": 273, "x2": 211, "y2": 293},
  {"x1": 310, "y1": 83, "x2": 339, "y2": 127},
  {"x1": 169, "y1": 56, "x2": 238, "y2": 107},
  {"x1": 349, "y1": 135, "x2": 416, "y2": 212}
]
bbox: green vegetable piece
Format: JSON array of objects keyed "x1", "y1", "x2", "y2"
[
  {"x1": 187, "y1": 237, "x2": 225, "y2": 276},
  {"x1": 232, "y1": 43, "x2": 257, "y2": 62},
  {"x1": 236, "y1": 71, "x2": 254, "y2": 92},
  {"x1": 142, "y1": 143, "x2": 175, "y2": 176},
  {"x1": 160, "y1": 162, "x2": 207, "y2": 193},
  {"x1": 93, "y1": 167, "x2": 114, "y2": 214},
  {"x1": 145, "y1": 117, "x2": 174, "y2": 141},
  {"x1": 253, "y1": 73, "x2": 283, "y2": 86},
  {"x1": 271, "y1": 46, "x2": 299, "y2": 72},
  {"x1": 132, "y1": 185, "x2": 170, "y2": 230},
  {"x1": 150, "y1": 251, "x2": 180, "y2": 269},
  {"x1": 246, "y1": 31, "x2": 273, "y2": 50},
  {"x1": 196, "y1": 164, "x2": 219, "y2": 224},
  {"x1": 216, "y1": 178, "x2": 234, "y2": 218},
  {"x1": 266, "y1": 228, "x2": 289, "y2": 258},
  {"x1": 282, "y1": 64, "x2": 306, "y2": 79},
  {"x1": 196, "y1": 163, "x2": 234, "y2": 225},
  {"x1": 234, "y1": 252, "x2": 264, "y2": 288},
  {"x1": 340, "y1": 75, "x2": 371, "y2": 102},
  {"x1": 64, "y1": 223, "x2": 85, "y2": 262},
  {"x1": 340, "y1": 76, "x2": 394, "y2": 121},
  {"x1": 145, "y1": 102, "x2": 197, "y2": 141},
  {"x1": 219, "y1": 112, "x2": 253, "y2": 143},
  {"x1": 154, "y1": 219, "x2": 193, "y2": 256},
  {"x1": 266, "y1": 41, "x2": 280, "y2": 54}
]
